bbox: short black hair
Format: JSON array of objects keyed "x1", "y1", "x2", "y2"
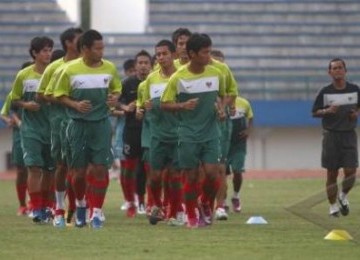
[
  {"x1": 155, "y1": 39, "x2": 176, "y2": 53},
  {"x1": 50, "y1": 49, "x2": 65, "y2": 62},
  {"x1": 29, "y1": 36, "x2": 54, "y2": 59},
  {"x1": 171, "y1": 28, "x2": 192, "y2": 45},
  {"x1": 80, "y1": 29, "x2": 103, "y2": 49},
  {"x1": 135, "y1": 50, "x2": 152, "y2": 63},
  {"x1": 328, "y1": 58, "x2": 347, "y2": 71},
  {"x1": 186, "y1": 33, "x2": 212, "y2": 55},
  {"x1": 123, "y1": 59, "x2": 135, "y2": 71},
  {"x1": 60, "y1": 27, "x2": 83, "y2": 51}
]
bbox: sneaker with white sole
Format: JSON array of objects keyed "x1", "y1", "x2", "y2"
[
  {"x1": 329, "y1": 204, "x2": 340, "y2": 217},
  {"x1": 215, "y1": 207, "x2": 228, "y2": 221},
  {"x1": 338, "y1": 195, "x2": 350, "y2": 216},
  {"x1": 137, "y1": 203, "x2": 146, "y2": 215},
  {"x1": 53, "y1": 215, "x2": 66, "y2": 228},
  {"x1": 231, "y1": 197, "x2": 241, "y2": 213},
  {"x1": 120, "y1": 201, "x2": 130, "y2": 211}
]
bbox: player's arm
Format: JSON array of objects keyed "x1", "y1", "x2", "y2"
[
  {"x1": 160, "y1": 78, "x2": 198, "y2": 111},
  {"x1": 10, "y1": 73, "x2": 40, "y2": 111}
]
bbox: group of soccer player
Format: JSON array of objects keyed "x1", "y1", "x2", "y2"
[{"x1": 0, "y1": 26, "x2": 254, "y2": 229}]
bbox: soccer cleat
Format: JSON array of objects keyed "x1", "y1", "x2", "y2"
[
  {"x1": 53, "y1": 215, "x2": 66, "y2": 228},
  {"x1": 149, "y1": 206, "x2": 164, "y2": 225},
  {"x1": 338, "y1": 195, "x2": 350, "y2": 216},
  {"x1": 186, "y1": 217, "x2": 199, "y2": 229},
  {"x1": 215, "y1": 207, "x2": 228, "y2": 221},
  {"x1": 231, "y1": 197, "x2": 241, "y2": 213},
  {"x1": 176, "y1": 211, "x2": 186, "y2": 225},
  {"x1": 329, "y1": 204, "x2": 340, "y2": 217},
  {"x1": 90, "y1": 216, "x2": 103, "y2": 229},
  {"x1": 75, "y1": 207, "x2": 87, "y2": 227},
  {"x1": 17, "y1": 206, "x2": 29, "y2": 216},
  {"x1": 137, "y1": 203, "x2": 146, "y2": 215},
  {"x1": 32, "y1": 209, "x2": 43, "y2": 223},
  {"x1": 198, "y1": 202, "x2": 213, "y2": 225},
  {"x1": 126, "y1": 204, "x2": 136, "y2": 218}
]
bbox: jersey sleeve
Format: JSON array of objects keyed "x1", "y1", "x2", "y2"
[
  {"x1": 245, "y1": 99, "x2": 254, "y2": 119},
  {"x1": 53, "y1": 69, "x2": 71, "y2": 98},
  {"x1": 44, "y1": 66, "x2": 63, "y2": 96},
  {"x1": 312, "y1": 88, "x2": 325, "y2": 112},
  {"x1": 161, "y1": 75, "x2": 178, "y2": 103},
  {"x1": 109, "y1": 65, "x2": 122, "y2": 94},
  {"x1": 10, "y1": 71, "x2": 25, "y2": 101},
  {"x1": 223, "y1": 63, "x2": 238, "y2": 96},
  {"x1": 37, "y1": 66, "x2": 53, "y2": 94},
  {"x1": 136, "y1": 81, "x2": 146, "y2": 108},
  {"x1": 218, "y1": 70, "x2": 226, "y2": 97},
  {"x1": 0, "y1": 93, "x2": 12, "y2": 116}
]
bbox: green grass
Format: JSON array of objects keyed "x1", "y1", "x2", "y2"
[{"x1": 0, "y1": 178, "x2": 359, "y2": 260}]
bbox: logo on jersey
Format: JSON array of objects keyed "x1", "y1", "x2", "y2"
[{"x1": 206, "y1": 82, "x2": 212, "y2": 88}]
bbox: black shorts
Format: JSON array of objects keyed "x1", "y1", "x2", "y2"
[
  {"x1": 322, "y1": 130, "x2": 358, "y2": 170},
  {"x1": 123, "y1": 127, "x2": 142, "y2": 158}
]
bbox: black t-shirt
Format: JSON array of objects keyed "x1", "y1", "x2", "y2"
[
  {"x1": 312, "y1": 82, "x2": 360, "y2": 131},
  {"x1": 120, "y1": 75, "x2": 143, "y2": 129}
]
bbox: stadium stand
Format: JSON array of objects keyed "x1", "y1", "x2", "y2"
[{"x1": 1, "y1": 0, "x2": 360, "y2": 103}]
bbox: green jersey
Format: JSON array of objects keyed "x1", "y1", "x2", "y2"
[
  {"x1": 230, "y1": 97, "x2": 253, "y2": 144},
  {"x1": 137, "y1": 81, "x2": 151, "y2": 148},
  {"x1": 53, "y1": 58, "x2": 122, "y2": 121},
  {"x1": 161, "y1": 64, "x2": 225, "y2": 142},
  {"x1": 10, "y1": 64, "x2": 50, "y2": 142},
  {"x1": 142, "y1": 69, "x2": 178, "y2": 142},
  {"x1": 1, "y1": 93, "x2": 11, "y2": 116},
  {"x1": 37, "y1": 58, "x2": 65, "y2": 94},
  {"x1": 209, "y1": 58, "x2": 238, "y2": 97}
]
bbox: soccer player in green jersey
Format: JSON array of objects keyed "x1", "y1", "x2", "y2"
[
  {"x1": 53, "y1": 29, "x2": 122, "y2": 228},
  {"x1": 10, "y1": 36, "x2": 54, "y2": 223},
  {"x1": 161, "y1": 33, "x2": 227, "y2": 228},
  {"x1": 228, "y1": 96, "x2": 253, "y2": 213},
  {"x1": 1, "y1": 92, "x2": 27, "y2": 216},
  {"x1": 138, "y1": 39, "x2": 185, "y2": 225},
  {"x1": 38, "y1": 27, "x2": 83, "y2": 228}
]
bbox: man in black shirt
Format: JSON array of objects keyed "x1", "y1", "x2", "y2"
[
  {"x1": 117, "y1": 50, "x2": 152, "y2": 217},
  {"x1": 312, "y1": 58, "x2": 360, "y2": 217}
]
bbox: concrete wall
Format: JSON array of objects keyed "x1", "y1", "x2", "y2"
[{"x1": 2, "y1": 126, "x2": 358, "y2": 172}]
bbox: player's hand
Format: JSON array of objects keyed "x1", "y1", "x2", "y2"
[
  {"x1": 144, "y1": 100, "x2": 152, "y2": 111},
  {"x1": 24, "y1": 101, "x2": 40, "y2": 111},
  {"x1": 3, "y1": 117, "x2": 15, "y2": 127},
  {"x1": 124, "y1": 101, "x2": 136, "y2": 113},
  {"x1": 215, "y1": 102, "x2": 226, "y2": 121},
  {"x1": 182, "y1": 98, "x2": 199, "y2": 110},
  {"x1": 112, "y1": 109, "x2": 124, "y2": 117},
  {"x1": 348, "y1": 109, "x2": 358, "y2": 121},
  {"x1": 136, "y1": 108, "x2": 144, "y2": 120},
  {"x1": 106, "y1": 93, "x2": 118, "y2": 107},
  {"x1": 239, "y1": 128, "x2": 250, "y2": 139},
  {"x1": 326, "y1": 105, "x2": 339, "y2": 114},
  {"x1": 76, "y1": 100, "x2": 92, "y2": 113}
]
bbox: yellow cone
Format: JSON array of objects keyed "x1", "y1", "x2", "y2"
[{"x1": 324, "y1": 230, "x2": 353, "y2": 241}]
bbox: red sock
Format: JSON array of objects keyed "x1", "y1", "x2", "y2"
[
  {"x1": 200, "y1": 176, "x2": 220, "y2": 210},
  {"x1": 16, "y1": 182, "x2": 27, "y2": 206},
  {"x1": 89, "y1": 176, "x2": 109, "y2": 209},
  {"x1": 122, "y1": 159, "x2": 137, "y2": 203},
  {"x1": 162, "y1": 170, "x2": 170, "y2": 211},
  {"x1": 28, "y1": 191, "x2": 42, "y2": 211},
  {"x1": 183, "y1": 180, "x2": 199, "y2": 219},
  {"x1": 71, "y1": 175, "x2": 86, "y2": 201},
  {"x1": 169, "y1": 175, "x2": 183, "y2": 218},
  {"x1": 149, "y1": 177, "x2": 162, "y2": 207}
]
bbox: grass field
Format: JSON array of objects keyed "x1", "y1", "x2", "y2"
[{"x1": 0, "y1": 178, "x2": 359, "y2": 259}]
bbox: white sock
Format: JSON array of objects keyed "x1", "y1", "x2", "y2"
[
  {"x1": 92, "y1": 208, "x2": 102, "y2": 219},
  {"x1": 233, "y1": 192, "x2": 239, "y2": 199},
  {"x1": 55, "y1": 191, "x2": 66, "y2": 210},
  {"x1": 339, "y1": 191, "x2": 347, "y2": 200},
  {"x1": 75, "y1": 198, "x2": 86, "y2": 208}
]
